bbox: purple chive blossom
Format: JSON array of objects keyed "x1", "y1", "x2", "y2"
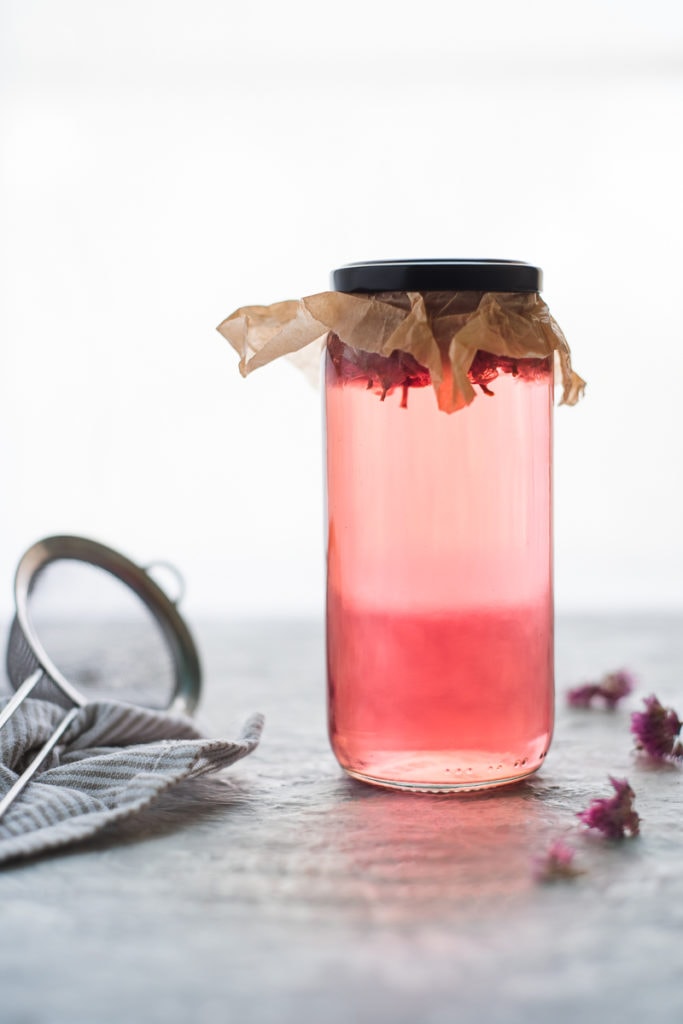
[
  {"x1": 631, "y1": 695, "x2": 683, "y2": 761},
  {"x1": 577, "y1": 777, "x2": 640, "y2": 839},
  {"x1": 533, "y1": 839, "x2": 583, "y2": 882},
  {"x1": 567, "y1": 669, "x2": 635, "y2": 709},
  {"x1": 599, "y1": 670, "x2": 636, "y2": 708},
  {"x1": 567, "y1": 682, "x2": 602, "y2": 708}
]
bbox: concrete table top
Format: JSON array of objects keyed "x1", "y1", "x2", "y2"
[{"x1": 1, "y1": 615, "x2": 682, "y2": 1024}]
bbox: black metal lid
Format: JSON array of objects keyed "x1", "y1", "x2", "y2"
[{"x1": 331, "y1": 259, "x2": 542, "y2": 294}]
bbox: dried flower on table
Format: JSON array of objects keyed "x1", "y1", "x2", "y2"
[
  {"x1": 567, "y1": 669, "x2": 635, "y2": 709},
  {"x1": 533, "y1": 839, "x2": 584, "y2": 882},
  {"x1": 631, "y1": 695, "x2": 683, "y2": 761},
  {"x1": 577, "y1": 777, "x2": 640, "y2": 839}
]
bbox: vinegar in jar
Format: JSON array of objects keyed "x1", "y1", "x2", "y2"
[{"x1": 324, "y1": 339, "x2": 553, "y2": 792}]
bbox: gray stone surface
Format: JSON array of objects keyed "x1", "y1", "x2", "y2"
[{"x1": 1, "y1": 615, "x2": 682, "y2": 1023}]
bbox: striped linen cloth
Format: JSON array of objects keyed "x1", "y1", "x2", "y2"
[{"x1": 0, "y1": 696, "x2": 263, "y2": 865}]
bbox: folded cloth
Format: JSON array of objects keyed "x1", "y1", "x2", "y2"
[{"x1": 0, "y1": 696, "x2": 263, "y2": 866}]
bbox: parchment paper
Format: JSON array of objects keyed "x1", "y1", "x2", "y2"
[{"x1": 218, "y1": 290, "x2": 585, "y2": 413}]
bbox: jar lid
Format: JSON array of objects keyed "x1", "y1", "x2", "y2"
[{"x1": 331, "y1": 259, "x2": 542, "y2": 294}]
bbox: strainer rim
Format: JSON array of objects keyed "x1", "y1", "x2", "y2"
[{"x1": 11, "y1": 535, "x2": 202, "y2": 716}]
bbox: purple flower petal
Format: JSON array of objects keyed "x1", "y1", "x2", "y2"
[
  {"x1": 567, "y1": 669, "x2": 635, "y2": 709},
  {"x1": 600, "y1": 670, "x2": 635, "y2": 709},
  {"x1": 577, "y1": 776, "x2": 640, "y2": 839},
  {"x1": 631, "y1": 695, "x2": 682, "y2": 760},
  {"x1": 533, "y1": 839, "x2": 583, "y2": 882},
  {"x1": 567, "y1": 683, "x2": 602, "y2": 708}
]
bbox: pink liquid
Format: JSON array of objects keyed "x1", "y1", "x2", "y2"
[{"x1": 324, "y1": 344, "x2": 553, "y2": 791}]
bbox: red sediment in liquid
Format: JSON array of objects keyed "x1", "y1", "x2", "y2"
[{"x1": 324, "y1": 344, "x2": 553, "y2": 790}]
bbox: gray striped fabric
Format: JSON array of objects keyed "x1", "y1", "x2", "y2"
[{"x1": 0, "y1": 696, "x2": 263, "y2": 865}]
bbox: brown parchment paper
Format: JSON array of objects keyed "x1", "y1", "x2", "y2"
[{"x1": 217, "y1": 290, "x2": 585, "y2": 413}]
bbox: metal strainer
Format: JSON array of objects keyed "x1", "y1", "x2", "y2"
[{"x1": 0, "y1": 535, "x2": 202, "y2": 819}]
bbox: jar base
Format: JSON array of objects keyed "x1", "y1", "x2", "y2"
[
  {"x1": 339, "y1": 749, "x2": 546, "y2": 793},
  {"x1": 344, "y1": 765, "x2": 541, "y2": 794}
]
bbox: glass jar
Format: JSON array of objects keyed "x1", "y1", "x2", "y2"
[{"x1": 324, "y1": 260, "x2": 554, "y2": 792}]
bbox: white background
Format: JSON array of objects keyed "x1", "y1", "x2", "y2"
[{"x1": 1, "y1": 0, "x2": 682, "y2": 618}]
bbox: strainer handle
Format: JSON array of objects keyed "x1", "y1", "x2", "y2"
[
  {"x1": 0, "y1": 670, "x2": 81, "y2": 822},
  {"x1": 142, "y1": 561, "x2": 186, "y2": 606}
]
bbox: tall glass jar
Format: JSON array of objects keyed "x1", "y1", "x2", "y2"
[{"x1": 324, "y1": 260, "x2": 554, "y2": 792}]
